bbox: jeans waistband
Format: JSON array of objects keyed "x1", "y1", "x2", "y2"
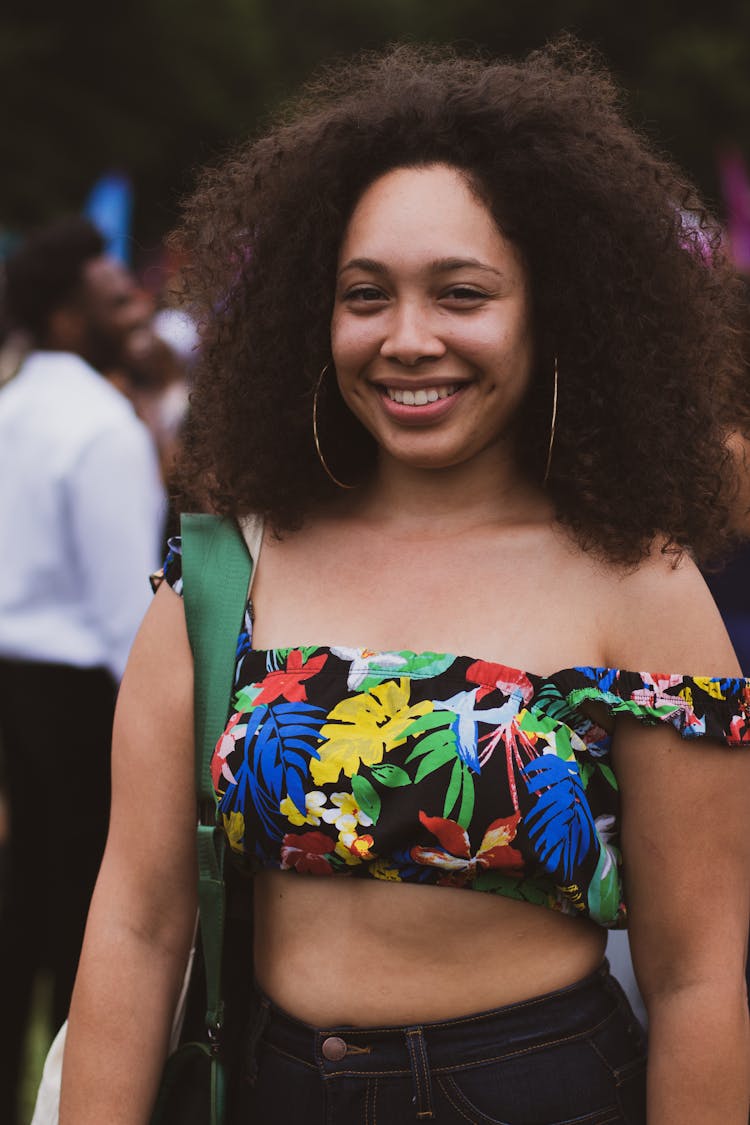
[{"x1": 247, "y1": 958, "x2": 634, "y2": 1080}]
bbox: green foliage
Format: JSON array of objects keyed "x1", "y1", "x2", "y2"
[
  {"x1": 443, "y1": 758, "x2": 475, "y2": 827},
  {"x1": 351, "y1": 773, "x2": 381, "y2": 822},
  {"x1": 4, "y1": 0, "x2": 750, "y2": 247}
]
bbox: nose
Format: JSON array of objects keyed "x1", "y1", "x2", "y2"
[{"x1": 379, "y1": 300, "x2": 446, "y2": 366}]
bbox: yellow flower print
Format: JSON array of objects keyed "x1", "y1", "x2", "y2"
[
  {"x1": 335, "y1": 830, "x2": 376, "y2": 865},
  {"x1": 223, "y1": 811, "x2": 246, "y2": 854},
  {"x1": 679, "y1": 685, "x2": 695, "y2": 708},
  {"x1": 693, "y1": 678, "x2": 725, "y2": 701},
  {"x1": 279, "y1": 791, "x2": 328, "y2": 827},
  {"x1": 370, "y1": 858, "x2": 402, "y2": 882},
  {"x1": 321, "y1": 792, "x2": 373, "y2": 830},
  {"x1": 310, "y1": 679, "x2": 431, "y2": 786}
]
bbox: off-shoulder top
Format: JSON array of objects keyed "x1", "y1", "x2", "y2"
[{"x1": 156, "y1": 539, "x2": 750, "y2": 929}]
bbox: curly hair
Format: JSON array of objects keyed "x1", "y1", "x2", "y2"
[{"x1": 172, "y1": 38, "x2": 747, "y2": 566}]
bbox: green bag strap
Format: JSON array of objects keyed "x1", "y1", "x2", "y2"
[{"x1": 180, "y1": 513, "x2": 253, "y2": 1042}]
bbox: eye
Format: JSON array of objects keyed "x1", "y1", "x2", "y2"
[
  {"x1": 441, "y1": 285, "x2": 489, "y2": 304},
  {"x1": 343, "y1": 285, "x2": 388, "y2": 303}
]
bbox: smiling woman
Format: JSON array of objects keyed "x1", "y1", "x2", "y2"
[
  {"x1": 331, "y1": 165, "x2": 534, "y2": 475},
  {"x1": 59, "y1": 38, "x2": 750, "y2": 1125}
]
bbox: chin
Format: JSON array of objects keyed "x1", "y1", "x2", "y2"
[{"x1": 382, "y1": 445, "x2": 471, "y2": 472}]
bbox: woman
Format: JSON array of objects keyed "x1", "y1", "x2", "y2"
[{"x1": 61, "y1": 41, "x2": 750, "y2": 1124}]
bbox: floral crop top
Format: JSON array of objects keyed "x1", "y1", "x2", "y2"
[{"x1": 158, "y1": 539, "x2": 750, "y2": 929}]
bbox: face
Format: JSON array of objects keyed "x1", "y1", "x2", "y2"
[
  {"x1": 77, "y1": 256, "x2": 153, "y2": 371},
  {"x1": 331, "y1": 164, "x2": 533, "y2": 474}
]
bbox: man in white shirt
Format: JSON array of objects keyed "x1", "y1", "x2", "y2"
[{"x1": 0, "y1": 218, "x2": 166, "y2": 1125}]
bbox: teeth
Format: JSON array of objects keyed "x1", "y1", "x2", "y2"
[{"x1": 385, "y1": 384, "x2": 457, "y2": 405}]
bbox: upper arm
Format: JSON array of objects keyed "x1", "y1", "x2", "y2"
[
  {"x1": 608, "y1": 552, "x2": 750, "y2": 999},
  {"x1": 95, "y1": 582, "x2": 197, "y2": 945}
]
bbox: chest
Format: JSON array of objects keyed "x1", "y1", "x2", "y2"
[{"x1": 250, "y1": 525, "x2": 608, "y2": 673}]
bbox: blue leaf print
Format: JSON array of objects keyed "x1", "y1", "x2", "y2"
[
  {"x1": 220, "y1": 700, "x2": 326, "y2": 842},
  {"x1": 522, "y1": 754, "x2": 597, "y2": 881},
  {"x1": 574, "y1": 666, "x2": 619, "y2": 693},
  {"x1": 236, "y1": 629, "x2": 252, "y2": 660}
]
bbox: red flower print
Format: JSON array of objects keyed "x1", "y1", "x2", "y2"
[
  {"x1": 730, "y1": 713, "x2": 750, "y2": 743},
  {"x1": 411, "y1": 810, "x2": 525, "y2": 885},
  {"x1": 280, "y1": 831, "x2": 335, "y2": 876},
  {"x1": 251, "y1": 650, "x2": 328, "y2": 706},
  {"x1": 466, "y1": 661, "x2": 534, "y2": 704}
]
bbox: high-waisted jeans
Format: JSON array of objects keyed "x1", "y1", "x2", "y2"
[{"x1": 232, "y1": 960, "x2": 647, "y2": 1124}]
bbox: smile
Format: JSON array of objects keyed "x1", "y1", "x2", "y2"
[{"x1": 383, "y1": 384, "x2": 458, "y2": 406}]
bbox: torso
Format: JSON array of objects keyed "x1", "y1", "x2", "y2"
[{"x1": 249, "y1": 507, "x2": 615, "y2": 1024}]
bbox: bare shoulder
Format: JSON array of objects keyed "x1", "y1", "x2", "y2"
[
  {"x1": 598, "y1": 542, "x2": 740, "y2": 675},
  {"x1": 118, "y1": 583, "x2": 193, "y2": 711}
]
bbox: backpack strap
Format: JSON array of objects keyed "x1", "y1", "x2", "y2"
[{"x1": 180, "y1": 514, "x2": 253, "y2": 1044}]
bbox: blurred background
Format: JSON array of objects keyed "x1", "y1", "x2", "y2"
[
  {"x1": 3, "y1": 0, "x2": 750, "y2": 268},
  {"x1": 3, "y1": 2, "x2": 750, "y2": 1121}
]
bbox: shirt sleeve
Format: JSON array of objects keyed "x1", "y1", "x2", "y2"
[{"x1": 67, "y1": 417, "x2": 166, "y2": 681}]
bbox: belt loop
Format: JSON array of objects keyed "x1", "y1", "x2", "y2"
[
  {"x1": 243, "y1": 995, "x2": 271, "y2": 1086},
  {"x1": 404, "y1": 1026, "x2": 434, "y2": 1119}
]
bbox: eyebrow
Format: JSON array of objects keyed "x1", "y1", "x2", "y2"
[{"x1": 337, "y1": 256, "x2": 507, "y2": 280}]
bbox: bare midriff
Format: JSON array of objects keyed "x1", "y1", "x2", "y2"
[{"x1": 253, "y1": 869, "x2": 607, "y2": 1026}]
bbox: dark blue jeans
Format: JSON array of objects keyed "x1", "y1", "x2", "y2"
[{"x1": 233, "y1": 960, "x2": 647, "y2": 1124}]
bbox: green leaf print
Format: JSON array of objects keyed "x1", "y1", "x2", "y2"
[
  {"x1": 405, "y1": 727, "x2": 457, "y2": 764},
  {"x1": 529, "y1": 682, "x2": 572, "y2": 724},
  {"x1": 414, "y1": 743, "x2": 457, "y2": 783},
  {"x1": 587, "y1": 845, "x2": 620, "y2": 924},
  {"x1": 351, "y1": 775, "x2": 381, "y2": 823},
  {"x1": 457, "y1": 763, "x2": 475, "y2": 828},
  {"x1": 403, "y1": 711, "x2": 454, "y2": 742},
  {"x1": 370, "y1": 763, "x2": 411, "y2": 788},
  {"x1": 443, "y1": 759, "x2": 462, "y2": 820},
  {"x1": 579, "y1": 763, "x2": 595, "y2": 789},
  {"x1": 397, "y1": 651, "x2": 457, "y2": 678},
  {"x1": 519, "y1": 708, "x2": 576, "y2": 761},
  {"x1": 440, "y1": 761, "x2": 475, "y2": 828}
]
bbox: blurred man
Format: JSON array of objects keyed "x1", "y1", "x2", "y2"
[{"x1": 0, "y1": 218, "x2": 165, "y2": 1125}]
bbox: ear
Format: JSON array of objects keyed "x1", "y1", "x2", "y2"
[{"x1": 46, "y1": 304, "x2": 86, "y2": 352}]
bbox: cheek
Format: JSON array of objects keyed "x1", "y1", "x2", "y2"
[{"x1": 331, "y1": 313, "x2": 381, "y2": 369}]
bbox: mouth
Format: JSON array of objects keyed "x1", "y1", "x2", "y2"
[
  {"x1": 382, "y1": 384, "x2": 459, "y2": 406},
  {"x1": 372, "y1": 380, "x2": 470, "y2": 425}
]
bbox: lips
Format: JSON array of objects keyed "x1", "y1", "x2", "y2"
[
  {"x1": 374, "y1": 380, "x2": 470, "y2": 423},
  {"x1": 384, "y1": 384, "x2": 458, "y2": 406}
]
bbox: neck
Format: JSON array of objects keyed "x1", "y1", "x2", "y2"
[{"x1": 348, "y1": 443, "x2": 551, "y2": 535}]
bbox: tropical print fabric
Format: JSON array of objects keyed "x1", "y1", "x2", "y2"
[{"x1": 156, "y1": 540, "x2": 750, "y2": 929}]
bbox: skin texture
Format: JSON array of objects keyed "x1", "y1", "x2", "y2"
[{"x1": 61, "y1": 166, "x2": 750, "y2": 1125}]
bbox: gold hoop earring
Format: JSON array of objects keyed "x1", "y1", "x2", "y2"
[
  {"x1": 542, "y1": 356, "x2": 558, "y2": 488},
  {"x1": 312, "y1": 364, "x2": 356, "y2": 490}
]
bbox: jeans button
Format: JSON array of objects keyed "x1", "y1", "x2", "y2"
[{"x1": 322, "y1": 1036, "x2": 347, "y2": 1061}]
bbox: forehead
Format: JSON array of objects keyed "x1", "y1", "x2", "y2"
[{"x1": 339, "y1": 164, "x2": 523, "y2": 277}]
